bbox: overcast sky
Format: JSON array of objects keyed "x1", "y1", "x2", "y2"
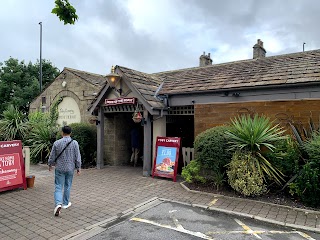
[{"x1": 1, "y1": 0, "x2": 320, "y2": 75}]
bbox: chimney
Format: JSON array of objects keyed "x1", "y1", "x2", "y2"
[
  {"x1": 199, "y1": 52, "x2": 213, "y2": 67},
  {"x1": 253, "y1": 39, "x2": 266, "y2": 59}
]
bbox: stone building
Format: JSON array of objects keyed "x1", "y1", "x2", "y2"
[
  {"x1": 30, "y1": 39, "x2": 320, "y2": 177},
  {"x1": 30, "y1": 67, "x2": 106, "y2": 125},
  {"x1": 89, "y1": 39, "x2": 320, "y2": 176}
]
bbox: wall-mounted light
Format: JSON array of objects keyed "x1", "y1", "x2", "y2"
[
  {"x1": 106, "y1": 66, "x2": 122, "y2": 95},
  {"x1": 62, "y1": 81, "x2": 67, "y2": 88},
  {"x1": 191, "y1": 100, "x2": 195, "y2": 104}
]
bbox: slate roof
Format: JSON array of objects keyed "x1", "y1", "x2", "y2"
[
  {"x1": 152, "y1": 49, "x2": 320, "y2": 95},
  {"x1": 65, "y1": 67, "x2": 106, "y2": 86},
  {"x1": 118, "y1": 66, "x2": 165, "y2": 108}
]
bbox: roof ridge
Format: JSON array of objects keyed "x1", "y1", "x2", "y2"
[
  {"x1": 153, "y1": 48, "x2": 320, "y2": 75},
  {"x1": 64, "y1": 67, "x2": 105, "y2": 77}
]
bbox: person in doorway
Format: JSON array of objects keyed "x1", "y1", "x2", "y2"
[
  {"x1": 48, "y1": 125, "x2": 81, "y2": 217},
  {"x1": 130, "y1": 126, "x2": 140, "y2": 167}
]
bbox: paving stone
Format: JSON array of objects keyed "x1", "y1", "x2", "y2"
[{"x1": 0, "y1": 164, "x2": 319, "y2": 239}]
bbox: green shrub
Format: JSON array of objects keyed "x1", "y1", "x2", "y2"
[
  {"x1": 181, "y1": 160, "x2": 206, "y2": 184},
  {"x1": 27, "y1": 101, "x2": 60, "y2": 164},
  {"x1": 226, "y1": 114, "x2": 286, "y2": 185},
  {"x1": 289, "y1": 162, "x2": 320, "y2": 207},
  {"x1": 265, "y1": 136, "x2": 300, "y2": 178},
  {"x1": 194, "y1": 125, "x2": 232, "y2": 173},
  {"x1": 69, "y1": 123, "x2": 97, "y2": 168},
  {"x1": 227, "y1": 151, "x2": 266, "y2": 196},
  {"x1": 304, "y1": 133, "x2": 320, "y2": 165}
]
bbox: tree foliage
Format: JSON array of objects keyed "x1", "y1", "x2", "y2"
[
  {"x1": 0, "y1": 57, "x2": 60, "y2": 114},
  {"x1": 52, "y1": 0, "x2": 78, "y2": 25}
]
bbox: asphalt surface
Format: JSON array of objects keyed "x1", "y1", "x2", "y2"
[{"x1": 78, "y1": 199, "x2": 320, "y2": 240}]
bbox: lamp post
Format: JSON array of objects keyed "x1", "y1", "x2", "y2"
[{"x1": 39, "y1": 22, "x2": 43, "y2": 92}]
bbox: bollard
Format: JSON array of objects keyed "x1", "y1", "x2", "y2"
[{"x1": 23, "y1": 146, "x2": 30, "y2": 176}]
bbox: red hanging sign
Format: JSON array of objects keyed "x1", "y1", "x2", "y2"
[
  {"x1": 152, "y1": 137, "x2": 181, "y2": 182},
  {"x1": 105, "y1": 97, "x2": 136, "y2": 106},
  {"x1": 0, "y1": 140, "x2": 27, "y2": 192}
]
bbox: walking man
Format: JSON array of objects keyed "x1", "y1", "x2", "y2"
[{"x1": 48, "y1": 126, "x2": 81, "y2": 217}]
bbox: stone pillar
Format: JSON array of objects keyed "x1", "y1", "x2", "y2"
[
  {"x1": 143, "y1": 110, "x2": 152, "y2": 176},
  {"x1": 152, "y1": 116, "x2": 166, "y2": 165},
  {"x1": 96, "y1": 106, "x2": 105, "y2": 169}
]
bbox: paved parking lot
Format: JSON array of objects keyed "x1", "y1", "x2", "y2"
[
  {"x1": 0, "y1": 164, "x2": 319, "y2": 240},
  {"x1": 73, "y1": 199, "x2": 320, "y2": 240}
]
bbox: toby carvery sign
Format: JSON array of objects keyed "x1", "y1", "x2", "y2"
[
  {"x1": 0, "y1": 140, "x2": 26, "y2": 192},
  {"x1": 152, "y1": 137, "x2": 181, "y2": 182}
]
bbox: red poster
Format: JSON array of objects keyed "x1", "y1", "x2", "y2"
[
  {"x1": 152, "y1": 137, "x2": 181, "y2": 182},
  {"x1": 0, "y1": 140, "x2": 26, "y2": 192}
]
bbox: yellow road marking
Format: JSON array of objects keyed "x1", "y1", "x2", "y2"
[
  {"x1": 131, "y1": 216, "x2": 316, "y2": 240},
  {"x1": 296, "y1": 231, "x2": 316, "y2": 240},
  {"x1": 208, "y1": 199, "x2": 218, "y2": 206},
  {"x1": 234, "y1": 218, "x2": 262, "y2": 239}
]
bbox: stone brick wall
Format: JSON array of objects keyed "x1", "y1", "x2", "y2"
[
  {"x1": 104, "y1": 113, "x2": 133, "y2": 165},
  {"x1": 29, "y1": 69, "x2": 101, "y2": 124},
  {"x1": 195, "y1": 99, "x2": 320, "y2": 137}
]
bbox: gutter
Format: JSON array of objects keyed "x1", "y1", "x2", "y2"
[{"x1": 163, "y1": 81, "x2": 320, "y2": 96}]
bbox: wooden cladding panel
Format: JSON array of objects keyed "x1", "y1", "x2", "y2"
[{"x1": 195, "y1": 99, "x2": 320, "y2": 137}]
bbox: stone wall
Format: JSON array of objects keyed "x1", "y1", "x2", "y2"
[
  {"x1": 195, "y1": 99, "x2": 320, "y2": 136},
  {"x1": 104, "y1": 113, "x2": 134, "y2": 165},
  {"x1": 29, "y1": 69, "x2": 101, "y2": 124}
]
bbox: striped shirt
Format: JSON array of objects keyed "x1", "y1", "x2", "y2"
[{"x1": 48, "y1": 136, "x2": 81, "y2": 172}]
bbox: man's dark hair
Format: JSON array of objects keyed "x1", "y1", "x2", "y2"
[{"x1": 62, "y1": 125, "x2": 72, "y2": 134}]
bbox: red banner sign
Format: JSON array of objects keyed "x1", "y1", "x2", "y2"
[
  {"x1": 105, "y1": 97, "x2": 136, "y2": 106},
  {"x1": 0, "y1": 140, "x2": 26, "y2": 192},
  {"x1": 152, "y1": 137, "x2": 181, "y2": 182}
]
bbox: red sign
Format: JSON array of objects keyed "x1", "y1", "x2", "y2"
[
  {"x1": 152, "y1": 137, "x2": 181, "y2": 182},
  {"x1": 105, "y1": 97, "x2": 136, "y2": 106},
  {"x1": 0, "y1": 140, "x2": 26, "y2": 192}
]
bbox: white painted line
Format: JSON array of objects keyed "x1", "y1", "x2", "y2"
[
  {"x1": 234, "y1": 218, "x2": 262, "y2": 239},
  {"x1": 131, "y1": 217, "x2": 214, "y2": 240}
]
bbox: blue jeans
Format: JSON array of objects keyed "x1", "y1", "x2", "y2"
[{"x1": 54, "y1": 169, "x2": 74, "y2": 206}]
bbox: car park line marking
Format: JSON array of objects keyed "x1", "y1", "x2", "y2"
[
  {"x1": 208, "y1": 199, "x2": 218, "y2": 206},
  {"x1": 171, "y1": 215, "x2": 184, "y2": 230},
  {"x1": 295, "y1": 231, "x2": 316, "y2": 240},
  {"x1": 131, "y1": 216, "x2": 316, "y2": 240},
  {"x1": 234, "y1": 218, "x2": 262, "y2": 239},
  {"x1": 130, "y1": 217, "x2": 214, "y2": 240}
]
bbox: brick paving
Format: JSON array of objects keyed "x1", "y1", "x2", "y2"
[{"x1": 0, "y1": 164, "x2": 319, "y2": 240}]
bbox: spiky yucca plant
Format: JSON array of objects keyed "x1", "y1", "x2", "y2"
[
  {"x1": 0, "y1": 105, "x2": 29, "y2": 141},
  {"x1": 226, "y1": 114, "x2": 287, "y2": 185}
]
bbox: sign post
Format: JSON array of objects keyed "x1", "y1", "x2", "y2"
[
  {"x1": 0, "y1": 140, "x2": 27, "y2": 192},
  {"x1": 152, "y1": 137, "x2": 181, "y2": 182}
]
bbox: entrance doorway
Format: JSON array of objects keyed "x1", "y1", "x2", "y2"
[
  {"x1": 166, "y1": 115, "x2": 194, "y2": 173},
  {"x1": 104, "y1": 112, "x2": 144, "y2": 166}
]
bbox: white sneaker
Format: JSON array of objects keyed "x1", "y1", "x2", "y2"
[
  {"x1": 54, "y1": 204, "x2": 62, "y2": 216},
  {"x1": 62, "y1": 202, "x2": 72, "y2": 209}
]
